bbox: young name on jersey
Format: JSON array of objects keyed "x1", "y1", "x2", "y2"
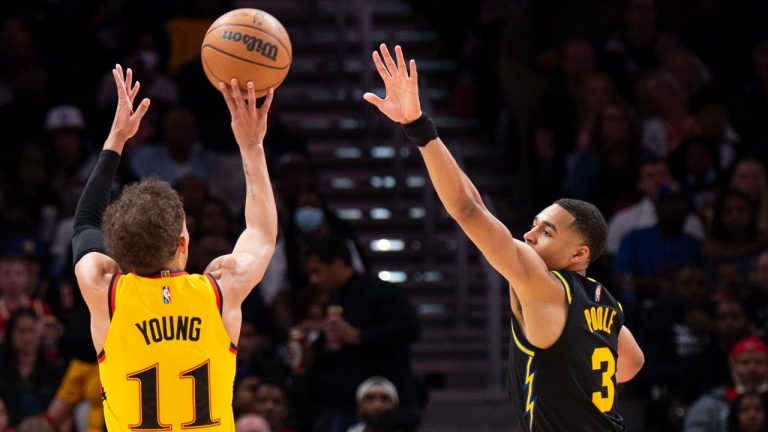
[{"x1": 135, "y1": 315, "x2": 202, "y2": 345}]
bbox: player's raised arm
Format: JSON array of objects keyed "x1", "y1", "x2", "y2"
[
  {"x1": 363, "y1": 44, "x2": 562, "y2": 308},
  {"x1": 73, "y1": 65, "x2": 150, "y2": 296},
  {"x1": 206, "y1": 79, "x2": 278, "y2": 302}
]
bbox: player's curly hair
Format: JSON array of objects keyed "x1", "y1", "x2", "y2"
[
  {"x1": 555, "y1": 198, "x2": 607, "y2": 263},
  {"x1": 103, "y1": 179, "x2": 185, "y2": 273}
]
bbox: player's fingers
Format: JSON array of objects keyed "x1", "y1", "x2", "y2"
[
  {"x1": 380, "y1": 44, "x2": 398, "y2": 76},
  {"x1": 230, "y1": 79, "x2": 245, "y2": 112},
  {"x1": 125, "y1": 68, "x2": 133, "y2": 92},
  {"x1": 219, "y1": 82, "x2": 236, "y2": 112},
  {"x1": 363, "y1": 92, "x2": 385, "y2": 109},
  {"x1": 395, "y1": 45, "x2": 407, "y2": 77},
  {"x1": 247, "y1": 81, "x2": 257, "y2": 114},
  {"x1": 372, "y1": 51, "x2": 391, "y2": 80},
  {"x1": 409, "y1": 59, "x2": 418, "y2": 82},
  {"x1": 129, "y1": 81, "x2": 141, "y2": 104},
  {"x1": 115, "y1": 64, "x2": 125, "y2": 84},
  {"x1": 132, "y1": 98, "x2": 151, "y2": 122},
  {"x1": 259, "y1": 88, "x2": 274, "y2": 116},
  {"x1": 112, "y1": 68, "x2": 127, "y2": 99}
]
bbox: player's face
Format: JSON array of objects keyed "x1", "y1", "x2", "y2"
[{"x1": 523, "y1": 204, "x2": 584, "y2": 271}]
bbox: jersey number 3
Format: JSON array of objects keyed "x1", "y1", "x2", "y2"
[
  {"x1": 127, "y1": 360, "x2": 220, "y2": 430},
  {"x1": 591, "y1": 347, "x2": 616, "y2": 412}
]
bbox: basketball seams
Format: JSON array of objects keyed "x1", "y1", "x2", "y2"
[
  {"x1": 200, "y1": 52, "x2": 274, "y2": 96},
  {"x1": 201, "y1": 45, "x2": 290, "y2": 70},
  {"x1": 204, "y1": 23, "x2": 292, "y2": 60}
]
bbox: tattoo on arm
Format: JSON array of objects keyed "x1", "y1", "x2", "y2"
[{"x1": 243, "y1": 160, "x2": 258, "y2": 204}]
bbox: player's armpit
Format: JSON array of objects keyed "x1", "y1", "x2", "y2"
[{"x1": 206, "y1": 246, "x2": 273, "y2": 305}]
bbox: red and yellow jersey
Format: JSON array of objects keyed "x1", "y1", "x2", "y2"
[{"x1": 99, "y1": 271, "x2": 236, "y2": 431}]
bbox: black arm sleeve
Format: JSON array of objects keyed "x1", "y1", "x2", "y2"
[{"x1": 72, "y1": 150, "x2": 121, "y2": 265}]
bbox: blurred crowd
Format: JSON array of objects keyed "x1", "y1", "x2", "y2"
[{"x1": 3, "y1": 0, "x2": 768, "y2": 431}]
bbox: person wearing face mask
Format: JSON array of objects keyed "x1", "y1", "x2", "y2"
[{"x1": 684, "y1": 337, "x2": 768, "y2": 432}]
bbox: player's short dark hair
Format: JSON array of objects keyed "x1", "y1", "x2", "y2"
[
  {"x1": 103, "y1": 179, "x2": 185, "y2": 273},
  {"x1": 305, "y1": 235, "x2": 353, "y2": 267},
  {"x1": 555, "y1": 198, "x2": 607, "y2": 262}
]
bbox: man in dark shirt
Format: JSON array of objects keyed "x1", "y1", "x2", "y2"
[{"x1": 302, "y1": 236, "x2": 420, "y2": 432}]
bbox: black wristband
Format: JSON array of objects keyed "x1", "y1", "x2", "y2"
[
  {"x1": 72, "y1": 150, "x2": 120, "y2": 264},
  {"x1": 403, "y1": 112, "x2": 438, "y2": 147}
]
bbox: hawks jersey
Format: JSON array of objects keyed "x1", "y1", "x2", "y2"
[
  {"x1": 507, "y1": 271, "x2": 625, "y2": 432},
  {"x1": 98, "y1": 271, "x2": 236, "y2": 431}
]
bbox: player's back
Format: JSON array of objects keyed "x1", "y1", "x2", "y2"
[
  {"x1": 507, "y1": 270, "x2": 625, "y2": 432},
  {"x1": 99, "y1": 271, "x2": 236, "y2": 431}
]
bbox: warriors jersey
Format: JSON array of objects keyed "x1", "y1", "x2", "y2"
[
  {"x1": 507, "y1": 271, "x2": 625, "y2": 431},
  {"x1": 98, "y1": 271, "x2": 236, "y2": 431}
]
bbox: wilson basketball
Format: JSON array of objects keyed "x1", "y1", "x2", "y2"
[{"x1": 201, "y1": 9, "x2": 292, "y2": 97}]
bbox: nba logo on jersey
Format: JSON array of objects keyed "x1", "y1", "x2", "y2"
[
  {"x1": 162, "y1": 286, "x2": 171, "y2": 304},
  {"x1": 594, "y1": 284, "x2": 602, "y2": 302}
]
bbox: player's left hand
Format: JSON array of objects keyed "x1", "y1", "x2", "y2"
[
  {"x1": 219, "y1": 79, "x2": 273, "y2": 150},
  {"x1": 106, "y1": 64, "x2": 150, "y2": 151}
]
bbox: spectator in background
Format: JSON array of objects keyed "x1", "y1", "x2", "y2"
[
  {"x1": 685, "y1": 300, "x2": 752, "y2": 399},
  {"x1": 128, "y1": 105, "x2": 218, "y2": 184},
  {"x1": 300, "y1": 236, "x2": 420, "y2": 432},
  {"x1": 734, "y1": 40, "x2": 768, "y2": 163},
  {"x1": 175, "y1": 175, "x2": 208, "y2": 234},
  {"x1": 668, "y1": 136, "x2": 721, "y2": 212},
  {"x1": 661, "y1": 48, "x2": 712, "y2": 105},
  {"x1": 602, "y1": 0, "x2": 660, "y2": 100},
  {"x1": 236, "y1": 414, "x2": 272, "y2": 432},
  {"x1": 638, "y1": 71, "x2": 699, "y2": 159},
  {"x1": 746, "y1": 251, "x2": 768, "y2": 338},
  {"x1": 253, "y1": 381, "x2": 296, "y2": 432},
  {"x1": 606, "y1": 158, "x2": 704, "y2": 255},
  {"x1": 691, "y1": 85, "x2": 741, "y2": 171},
  {"x1": 0, "y1": 309, "x2": 63, "y2": 427},
  {"x1": 566, "y1": 99, "x2": 640, "y2": 213},
  {"x1": 44, "y1": 105, "x2": 94, "y2": 196},
  {"x1": 727, "y1": 392, "x2": 768, "y2": 432},
  {"x1": 613, "y1": 184, "x2": 702, "y2": 304},
  {"x1": 729, "y1": 158, "x2": 768, "y2": 234},
  {"x1": 0, "y1": 398, "x2": 10, "y2": 432},
  {"x1": 703, "y1": 190, "x2": 767, "y2": 297},
  {"x1": 684, "y1": 337, "x2": 768, "y2": 432},
  {"x1": 0, "y1": 254, "x2": 52, "y2": 340},
  {"x1": 637, "y1": 266, "x2": 713, "y2": 425},
  {"x1": 347, "y1": 377, "x2": 399, "y2": 432}
]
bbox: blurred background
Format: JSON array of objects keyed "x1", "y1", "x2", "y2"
[{"x1": 2, "y1": 0, "x2": 768, "y2": 431}]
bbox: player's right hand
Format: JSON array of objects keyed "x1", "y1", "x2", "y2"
[
  {"x1": 219, "y1": 79, "x2": 273, "y2": 150},
  {"x1": 363, "y1": 44, "x2": 422, "y2": 125}
]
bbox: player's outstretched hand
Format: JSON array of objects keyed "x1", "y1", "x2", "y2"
[
  {"x1": 219, "y1": 79, "x2": 273, "y2": 150},
  {"x1": 106, "y1": 64, "x2": 150, "y2": 151},
  {"x1": 363, "y1": 44, "x2": 422, "y2": 124}
]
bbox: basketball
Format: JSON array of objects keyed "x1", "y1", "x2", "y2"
[{"x1": 201, "y1": 8, "x2": 292, "y2": 97}]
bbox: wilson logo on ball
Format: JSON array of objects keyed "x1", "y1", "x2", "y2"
[{"x1": 221, "y1": 30, "x2": 278, "y2": 61}]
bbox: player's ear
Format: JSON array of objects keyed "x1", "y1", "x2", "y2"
[
  {"x1": 571, "y1": 245, "x2": 590, "y2": 265},
  {"x1": 178, "y1": 235, "x2": 189, "y2": 255}
]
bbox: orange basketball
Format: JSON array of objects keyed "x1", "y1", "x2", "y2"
[{"x1": 201, "y1": 8, "x2": 292, "y2": 97}]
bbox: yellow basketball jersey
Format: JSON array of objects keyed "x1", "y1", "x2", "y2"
[{"x1": 98, "y1": 271, "x2": 236, "y2": 431}]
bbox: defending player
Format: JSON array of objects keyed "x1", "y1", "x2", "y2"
[{"x1": 364, "y1": 44, "x2": 644, "y2": 431}]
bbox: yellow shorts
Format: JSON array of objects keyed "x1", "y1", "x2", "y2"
[{"x1": 55, "y1": 359, "x2": 104, "y2": 431}]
